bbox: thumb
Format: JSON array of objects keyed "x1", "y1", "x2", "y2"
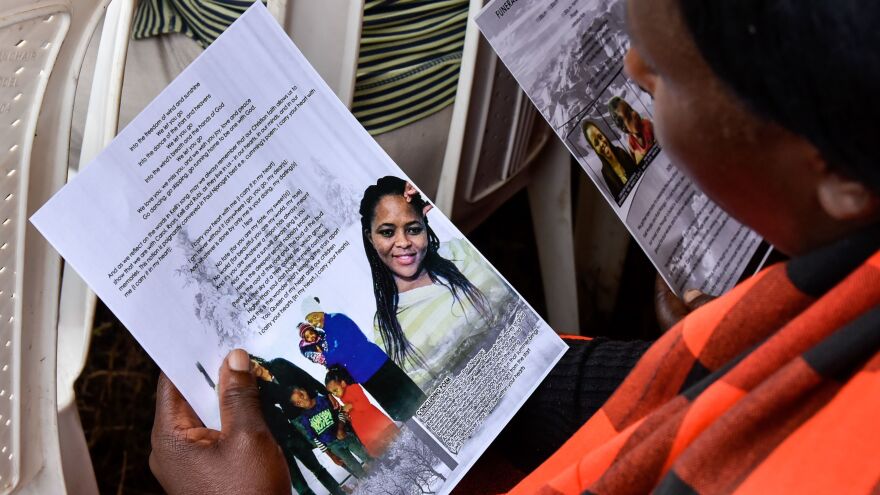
[
  {"x1": 654, "y1": 273, "x2": 689, "y2": 331},
  {"x1": 683, "y1": 289, "x2": 716, "y2": 311},
  {"x1": 218, "y1": 349, "x2": 267, "y2": 435}
]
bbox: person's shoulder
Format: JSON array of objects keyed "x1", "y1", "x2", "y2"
[
  {"x1": 441, "y1": 237, "x2": 477, "y2": 260},
  {"x1": 316, "y1": 394, "x2": 332, "y2": 408},
  {"x1": 327, "y1": 312, "x2": 356, "y2": 324},
  {"x1": 348, "y1": 383, "x2": 368, "y2": 399},
  {"x1": 268, "y1": 357, "x2": 296, "y2": 369},
  {"x1": 255, "y1": 379, "x2": 279, "y2": 397}
]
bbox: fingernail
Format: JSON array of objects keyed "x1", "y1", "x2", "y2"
[
  {"x1": 228, "y1": 349, "x2": 251, "y2": 372},
  {"x1": 683, "y1": 289, "x2": 702, "y2": 304}
]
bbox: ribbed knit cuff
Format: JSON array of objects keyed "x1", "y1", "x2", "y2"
[{"x1": 495, "y1": 337, "x2": 652, "y2": 471}]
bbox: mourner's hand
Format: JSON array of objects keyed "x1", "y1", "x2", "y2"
[
  {"x1": 150, "y1": 349, "x2": 291, "y2": 495},
  {"x1": 337, "y1": 430, "x2": 346, "y2": 440},
  {"x1": 654, "y1": 273, "x2": 716, "y2": 331}
]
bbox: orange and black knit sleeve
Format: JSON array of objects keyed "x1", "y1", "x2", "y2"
[{"x1": 495, "y1": 336, "x2": 651, "y2": 471}]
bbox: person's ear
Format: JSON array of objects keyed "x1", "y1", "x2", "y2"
[{"x1": 817, "y1": 171, "x2": 880, "y2": 221}]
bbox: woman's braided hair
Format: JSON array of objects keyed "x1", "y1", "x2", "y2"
[{"x1": 358, "y1": 176, "x2": 490, "y2": 367}]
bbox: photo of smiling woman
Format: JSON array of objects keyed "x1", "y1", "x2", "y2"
[
  {"x1": 359, "y1": 176, "x2": 519, "y2": 390},
  {"x1": 583, "y1": 120, "x2": 639, "y2": 202}
]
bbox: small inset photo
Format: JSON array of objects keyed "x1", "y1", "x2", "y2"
[
  {"x1": 566, "y1": 74, "x2": 658, "y2": 205},
  {"x1": 580, "y1": 119, "x2": 641, "y2": 203},
  {"x1": 606, "y1": 96, "x2": 657, "y2": 165}
]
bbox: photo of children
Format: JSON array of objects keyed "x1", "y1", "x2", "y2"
[
  {"x1": 297, "y1": 297, "x2": 425, "y2": 421},
  {"x1": 299, "y1": 324, "x2": 327, "y2": 365},
  {"x1": 582, "y1": 121, "x2": 639, "y2": 200},
  {"x1": 608, "y1": 96, "x2": 656, "y2": 164},
  {"x1": 291, "y1": 385, "x2": 373, "y2": 479},
  {"x1": 325, "y1": 367, "x2": 400, "y2": 457},
  {"x1": 219, "y1": 283, "x2": 465, "y2": 494},
  {"x1": 249, "y1": 355, "x2": 347, "y2": 495},
  {"x1": 242, "y1": 305, "x2": 442, "y2": 495},
  {"x1": 358, "y1": 176, "x2": 523, "y2": 390}
]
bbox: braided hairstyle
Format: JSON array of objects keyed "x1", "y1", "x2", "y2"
[
  {"x1": 358, "y1": 176, "x2": 491, "y2": 367},
  {"x1": 325, "y1": 365, "x2": 356, "y2": 385}
]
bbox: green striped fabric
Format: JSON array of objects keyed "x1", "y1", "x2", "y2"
[
  {"x1": 132, "y1": 0, "x2": 261, "y2": 47},
  {"x1": 131, "y1": 0, "x2": 467, "y2": 136},
  {"x1": 354, "y1": 0, "x2": 468, "y2": 135}
]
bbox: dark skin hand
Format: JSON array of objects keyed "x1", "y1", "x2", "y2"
[
  {"x1": 654, "y1": 273, "x2": 715, "y2": 331},
  {"x1": 150, "y1": 349, "x2": 292, "y2": 495}
]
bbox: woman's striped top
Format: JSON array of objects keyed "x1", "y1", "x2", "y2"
[
  {"x1": 354, "y1": 0, "x2": 467, "y2": 135},
  {"x1": 131, "y1": 0, "x2": 468, "y2": 136},
  {"x1": 132, "y1": 0, "x2": 259, "y2": 47}
]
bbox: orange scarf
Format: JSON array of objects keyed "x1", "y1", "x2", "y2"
[{"x1": 512, "y1": 228, "x2": 880, "y2": 494}]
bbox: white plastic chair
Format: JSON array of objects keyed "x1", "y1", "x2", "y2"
[
  {"x1": 51, "y1": 2, "x2": 366, "y2": 493},
  {"x1": 273, "y1": 0, "x2": 364, "y2": 107},
  {"x1": 0, "y1": 0, "x2": 116, "y2": 493},
  {"x1": 55, "y1": 1, "x2": 134, "y2": 494},
  {"x1": 434, "y1": 0, "x2": 580, "y2": 331}
]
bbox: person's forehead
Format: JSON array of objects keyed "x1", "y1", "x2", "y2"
[
  {"x1": 374, "y1": 195, "x2": 418, "y2": 220},
  {"x1": 376, "y1": 195, "x2": 407, "y2": 212},
  {"x1": 627, "y1": 0, "x2": 675, "y2": 44}
]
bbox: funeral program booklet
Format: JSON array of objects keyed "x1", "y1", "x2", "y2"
[
  {"x1": 477, "y1": 0, "x2": 767, "y2": 296},
  {"x1": 31, "y1": 4, "x2": 567, "y2": 494}
]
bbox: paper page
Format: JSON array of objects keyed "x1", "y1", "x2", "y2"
[
  {"x1": 477, "y1": 0, "x2": 765, "y2": 295},
  {"x1": 31, "y1": 4, "x2": 567, "y2": 493}
]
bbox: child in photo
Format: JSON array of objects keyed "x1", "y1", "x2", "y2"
[
  {"x1": 299, "y1": 296, "x2": 426, "y2": 421},
  {"x1": 290, "y1": 385, "x2": 373, "y2": 478},
  {"x1": 298, "y1": 323, "x2": 328, "y2": 365},
  {"x1": 325, "y1": 367, "x2": 400, "y2": 457}
]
